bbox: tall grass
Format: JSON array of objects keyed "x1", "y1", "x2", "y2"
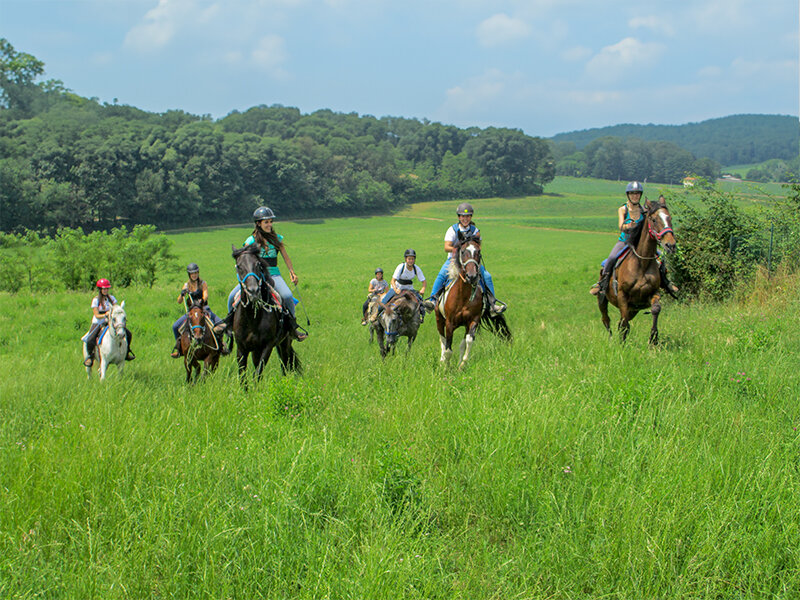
[{"x1": 1, "y1": 188, "x2": 799, "y2": 598}]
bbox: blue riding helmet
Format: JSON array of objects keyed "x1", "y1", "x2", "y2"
[
  {"x1": 626, "y1": 181, "x2": 644, "y2": 194},
  {"x1": 375, "y1": 268, "x2": 383, "y2": 274}
]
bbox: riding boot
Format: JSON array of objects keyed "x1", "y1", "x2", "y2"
[
  {"x1": 659, "y1": 261, "x2": 679, "y2": 299},
  {"x1": 170, "y1": 338, "x2": 182, "y2": 358},
  {"x1": 591, "y1": 265, "x2": 613, "y2": 296},
  {"x1": 484, "y1": 290, "x2": 507, "y2": 316},
  {"x1": 125, "y1": 330, "x2": 135, "y2": 361},
  {"x1": 421, "y1": 292, "x2": 439, "y2": 312},
  {"x1": 217, "y1": 333, "x2": 231, "y2": 355},
  {"x1": 83, "y1": 324, "x2": 101, "y2": 366},
  {"x1": 287, "y1": 312, "x2": 308, "y2": 341}
]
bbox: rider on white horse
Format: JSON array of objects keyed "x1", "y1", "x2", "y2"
[
  {"x1": 422, "y1": 202, "x2": 506, "y2": 316},
  {"x1": 82, "y1": 278, "x2": 135, "y2": 367}
]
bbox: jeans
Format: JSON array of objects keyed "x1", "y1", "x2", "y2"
[{"x1": 429, "y1": 257, "x2": 496, "y2": 297}]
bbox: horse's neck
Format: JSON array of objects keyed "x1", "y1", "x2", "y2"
[{"x1": 633, "y1": 223, "x2": 657, "y2": 265}]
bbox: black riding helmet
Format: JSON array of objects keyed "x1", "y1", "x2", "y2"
[
  {"x1": 253, "y1": 206, "x2": 276, "y2": 222},
  {"x1": 404, "y1": 249, "x2": 416, "y2": 258},
  {"x1": 186, "y1": 263, "x2": 199, "y2": 274},
  {"x1": 375, "y1": 268, "x2": 383, "y2": 274}
]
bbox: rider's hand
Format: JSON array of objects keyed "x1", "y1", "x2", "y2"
[{"x1": 290, "y1": 271, "x2": 298, "y2": 286}]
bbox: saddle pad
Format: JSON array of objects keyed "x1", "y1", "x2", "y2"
[
  {"x1": 97, "y1": 326, "x2": 109, "y2": 344},
  {"x1": 600, "y1": 246, "x2": 631, "y2": 268}
]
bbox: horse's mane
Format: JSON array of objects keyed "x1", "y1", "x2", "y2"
[{"x1": 232, "y1": 242, "x2": 261, "y2": 259}]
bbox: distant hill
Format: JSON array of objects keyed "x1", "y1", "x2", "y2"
[{"x1": 550, "y1": 114, "x2": 799, "y2": 166}]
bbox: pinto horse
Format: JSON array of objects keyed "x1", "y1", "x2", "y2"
[
  {"x1": 434, "y1": 234, "x2": 510, "y2": 367},
  {"x1": 179, "y1": 300, "x2": 222, "y2": 383},
  {"x1": 598, "y1": 196, "x2": 677, "y2": 344},
  {"x1": 375, "y1": 290, "x2": 421, "y2": 358},
  {"x1": 231, "y1": 243, "x2": 300, "y2": 386}
]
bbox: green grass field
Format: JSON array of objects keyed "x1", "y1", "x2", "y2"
[{"x1": 2, "y1": 177, "x2": 799, "y2": 598}]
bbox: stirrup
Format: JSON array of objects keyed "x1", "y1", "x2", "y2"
[
  {"x1": 490, "y1": 300, "x2": 507, "y2": 316},
  {"x1": 294, "y1": 326, "x2": 308, "y2": 341},
  {"x1": 83, "y1": 357, "x2": 93, "y2": 367},
  {"x1": 125, "y1": 351, "x2": 136, "y2": 361},
  {"x1": 589, "y1": 283, "x2": 601, "y2": 296},
  {"x1": 212, "y1": 322, "x2": 227, "y2": 335},
  {"x1": 170, "y1": 349, "x2": 181, "y2": 358},
  {"x1": 421, "y1": 299, "x2": 436, "y2": 311}
]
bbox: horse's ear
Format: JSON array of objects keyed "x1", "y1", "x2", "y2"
[{"x1": 120, "y1": 300, "x2": 125, "y2": 309}]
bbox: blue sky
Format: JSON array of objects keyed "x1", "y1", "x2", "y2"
[{"x1": 3, "y1": 0, "x2": 798, "y2": 137}]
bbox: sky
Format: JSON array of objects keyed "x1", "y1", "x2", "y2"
[{"x1": 3, "y1": 0, "x2": 798, "y2": 137}]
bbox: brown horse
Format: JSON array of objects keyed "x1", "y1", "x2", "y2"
[
  {"x1": 434, "y1": 234, "x2": 510, "y2": 367},
  {"x1": 376, "y1": 290, "x2": 422, "y2": 358},
  {"x1": 179, "y1": 300, "x2": 222, "y2": 383},
  {"x1": 598, "y1": 196, "x2": 677, "y2": 344}
]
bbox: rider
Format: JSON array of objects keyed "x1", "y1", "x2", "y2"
[
  {"x1": 227, "y1": 206, "x2": 307, "y2": 341},
  {"x1": 170, "y1": 263, "x2": 229, "y2": 358},
  {"x1": 381, "y1": 249, "x2": 427, "y2": 321},
  {"x1": 422, "y1": 202, "x2": 506, "y2": 315},
  {"x1": 82, "y1": 278, "x2": 135, "y2": 367},
  {"x1": 361, "y1": 267, "x2": 389, "y2": 326},
  {"x1": 589, "y1": 181, "x2": 679, "y2": 297}
]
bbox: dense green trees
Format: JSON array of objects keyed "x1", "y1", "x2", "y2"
[
  {"x1": 553, "y1": 136, "x2": 721, "y2": 184},
  {"x1": 0, "y1": 40, "x2": 555, "y2": 234}
]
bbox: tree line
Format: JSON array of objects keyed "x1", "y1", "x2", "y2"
[
  {"x1": 550, "y1": 136, "x2": 723, "y2": 184},
  {"x1": 0, "y1": 39, "x2": 554, "y2": 234}
]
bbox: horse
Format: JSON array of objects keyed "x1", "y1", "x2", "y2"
[
  {"x1": 366, "y1": 293, "x2": 382, "y2": 343},
  {"x1": 83, "y1": 302, "x2": 128, "y2": 381},
  {"x1": 375, "y1": 290, "x2": 422, "y2": 358},
  {"x1": 434, "y1": 234, "x2": 511, "y2": 368},
  {"x1": 231, "y1": 243, "x2": 300, "y2": 386},
  {"x1": 179, "y1": 300, "x2": 223, "y2": 383},
  {"x1": 598, "y1": 195, "x2": 677, "y2": 344}
]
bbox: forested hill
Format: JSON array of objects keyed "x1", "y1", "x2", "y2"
[
  {"x1": 0, "y1": 40, "x2": 555, "y2": 233},
  {"x1": 551, "y1": 115, "x2": 799, "y2": 166}
]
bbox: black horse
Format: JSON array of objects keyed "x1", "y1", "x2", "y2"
[{"x1": 231, "y1": 243, "x2": 300, "y2": 386}]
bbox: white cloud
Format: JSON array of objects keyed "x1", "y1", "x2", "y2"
[
  {"x1": 251, "y1": 35, "x2": 288, "y2": 75},
  {"x1": 585, "y1": 37, "x2": 664, "y2": 80},
  {"x1": 628, "y1": 15, "x2": 674, "y2": 36},
  {"x1": 476, "y1": 13, "x2": 531, "y2": 47},
  {"x1": 443, "y1": 69, "x2": 524, "y2": 113},
  {"x1": 124, "y1": 0, "x2": 197, "y2": 52}
]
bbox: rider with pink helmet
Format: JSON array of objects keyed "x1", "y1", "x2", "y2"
[{"x1": 82, "y1": 278, "x2": 135, "y2": 367}]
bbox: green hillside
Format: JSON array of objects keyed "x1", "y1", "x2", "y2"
[{"x1": 551, "y1": 114, "x2": 799, "y2": 166}]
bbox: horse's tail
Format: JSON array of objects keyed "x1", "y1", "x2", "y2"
[{"x1": 481, "y1": 311, "x2": 511, "y2": 342}]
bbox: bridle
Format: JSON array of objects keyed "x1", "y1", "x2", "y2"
[
  {"x1": 630, "y1": 204, "x2": 673, "y2": 260},
  {"x1": 457, "y1": 240, "x2": 482, "y2": 301}
]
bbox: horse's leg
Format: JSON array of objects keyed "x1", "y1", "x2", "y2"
[
  {"x1": 237, "y1": 348, "x2": 249, "y2": 387},
  {"x1": 458, "y1": 322, "x2": 479, "y2": 368},
  {"x1": 616, "y1": 295, "x2": 632, "y2": 343},
  {"x1": 442, "y1": 322, "x2": 455, "y2": 363},
  {"x1": 254, "y1": 344, "x2": 276, "y2": 380},
  {"x1": 83, "y1": 343, "x2": 92, "y2": 378},
  {"x1": 598, "y1": 295, "x2": 612, "y2": 337},
  {"x1": 99, "y1": 356, "x2": 108, "y2": 381},
  {"x1": 377, "y1": 328, "x2": 388, "y2": 359},
  {"x1": 649, "y1": 294, "x2": 662, "y2": 345}
]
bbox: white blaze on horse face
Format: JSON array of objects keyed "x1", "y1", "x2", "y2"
[{"x1": 659, "y1": 211, "x2": 670, "y2": 231}]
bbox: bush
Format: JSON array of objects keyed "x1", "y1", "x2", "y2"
[
  {"x1": 0, "y1": 225, "x2": 175, "y2": 293},
  {"x1": 668, "y1": 179, "x2": 800, "y2": 300}
]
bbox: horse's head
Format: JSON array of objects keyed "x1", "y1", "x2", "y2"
[
  {"x1": 456, "y1": 236, "x2": 482, "y2": 286},
  {"x1": 646, "y1": 196, "x2": 677, "y2": 254},
  {"x1": 187, "y1": 301, "x2": 206, "y2": 341},
  {"x1": 232, "y1": 243, "x2": 266, "y2": 304},
  {"x1": 110, "y1": 302, "x2": 127, "y2": 337},
  {"x1": 380, "y1": 304, "x2": 400, "y2": 346}
]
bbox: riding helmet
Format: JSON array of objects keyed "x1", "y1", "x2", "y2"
[
  {"x1": 404, "y1": 248, "x2": 416, "y2": 258},
  {"x1": 253, "y1": 206, "x2": 276, "y2": 222},
  {"x1": 186, "y1": 263, "x2": 200, "y2": 274},
  {"x1": 96, "y1": 278, "x2": 111, "y2": 289},
  {"x1": 626, "y1": 181, "x2": 644, "y2": 194},
  {"x1": 456, "y1": 202, "x2": 474, "y2": 216},
  {"x1": 375, "y1": 267, "x2": 383, "y2": 274}
]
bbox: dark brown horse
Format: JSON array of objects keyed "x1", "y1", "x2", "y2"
[
  {"x1": 179, "y1": 300, "x2": 222, "y2": 383},
  {"x1": 375, "y1": 290, "x2": 422, "y2": 358},
  {"x1": 434, "y1": 234, "x2": 510, "y2": 367},
  {"x1": 598, "y1": 196, "x2": 677, "y2": 344},
  {"x1": 231, "y1": 244, "x2": 300, "y2": 386}
]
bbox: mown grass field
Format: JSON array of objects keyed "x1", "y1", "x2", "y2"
[{"x1": 2, "y1": 177, "x2": 799, "y2": 598}]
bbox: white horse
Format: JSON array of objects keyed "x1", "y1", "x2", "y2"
[{"x1": 83, "y1": 302, "x2": 129, "y2": 380}]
